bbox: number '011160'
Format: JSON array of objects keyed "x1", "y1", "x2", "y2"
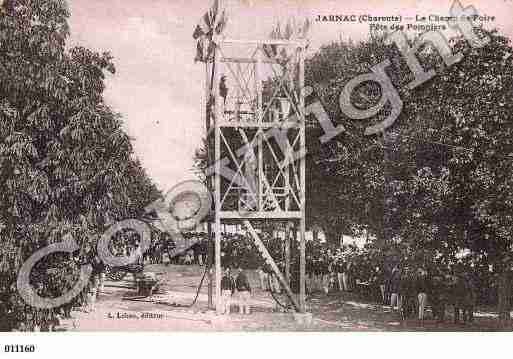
[{"x1": 4, "y1": 345, "x2": 36, "y2": 353}]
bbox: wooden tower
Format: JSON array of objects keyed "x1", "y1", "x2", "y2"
[{"x1": 205, "y1": 36, "x2": 307, "y2": 313}]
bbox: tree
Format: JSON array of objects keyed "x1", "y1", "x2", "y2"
[
  {"x1": 304, "y1": 35, "x2": 401, "y2": 244},
  {"x1": 306, "y1": 28, "x2": 513, "y2": 319},
  {"x1": 0, "y1": 0, "x2": 160, "y2": 330},
  {"x1": 387, "y1": 29, "x2": 513, "y2": 318}
]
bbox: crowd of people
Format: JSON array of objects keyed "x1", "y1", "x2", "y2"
[
  {"x1": 90, "y1": 228, "x2": 513, "y2": 323},
  {"x1": 143, "y1": 232, "x2": 207, "y2": 266},
  {"x1": 7, "y1": 228, "x2": 508, "y2": 330},
  {"x1": 208, "y1": 234, "x2": 510, "y2": 323}
]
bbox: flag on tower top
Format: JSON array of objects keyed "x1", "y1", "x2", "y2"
[
  {"x1": 263, "y1": 18, "x2": 311, "y2": 61},
  {"x1": 193, "y1": 0, "x2": 228, "y2": 62}
]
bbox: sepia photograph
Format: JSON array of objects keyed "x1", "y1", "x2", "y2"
[{"x1": 0, "y1": 0, "x2": 512, "y2": 356}]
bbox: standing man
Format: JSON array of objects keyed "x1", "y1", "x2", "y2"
[
  {"x1": 399, "y1": 267, "x2": 416, "y2": 320},
  {"x1": 335, "y1": 256, "x2": 346, "y2": 292},
  {"x1": 86, "y1": 243, "x2": 105, "y2": 294},
  {"x1": 86, "y1": 276, "x2": 98, "y2": 313},
  {"x1": 312, "y1": 258, "x2": 321, "y2": 292},
  {"x1": 131, "y1": 243, "x2": 144, "y2": 287},
  {"x1": 373, "y1": 266, "x2": 386, "y2": 304},
  {"x1": 83, "y1": 245, "x2": 101, "y2": 311},
  {"x1": 389, "y1": 265, "x2": 402, "y2": 312},
  {"x1": 415, "y1": 268, "x2": 430, "y2": 323},
  {"x1": 163, "y1": 233, "x2": 175, "y2": 266},
  {"x1": 132, "y1": 242, "x2": 143, "y2": 265},
  {"x1": 344, "y1": 261, "x2": 352, "y2": 292},
  {"x1": 306, "y1": 254, "x2": 314, "y2": 294},
  {"x1": 321, "y1": 251, "x2": 330, "y2": 295},
  {"x1": 236, "y1": 267, "x2": 252, "y2": 314},
  {"x1": 257, "y1": 266, "x2": 268, "y2": 291},
  {"x1": 220, "y1": 267, "x2": 235, "y2": 315},
  {"x1": 198, "y1": 240, "x2": 206, "y2": 266}
]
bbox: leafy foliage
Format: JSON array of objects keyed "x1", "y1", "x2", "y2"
[
  {"x1": 307, "y1": 28, "x2": 513, "y2": 273},
  {"x1": 0, "y1": 0, "x2": 160, "y2": 331}
]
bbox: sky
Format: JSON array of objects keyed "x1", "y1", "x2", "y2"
[{"x1": 67, "y1": 0, "x2": 513, "y2": 192}]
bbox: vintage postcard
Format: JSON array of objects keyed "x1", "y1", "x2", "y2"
[{"x1": 1, "y1": 0, "x2": 513, "y2": 355}]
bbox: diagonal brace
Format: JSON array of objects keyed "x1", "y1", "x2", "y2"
[{"x1": 243, "y1": 220, "x2": 300, "y2": 312}]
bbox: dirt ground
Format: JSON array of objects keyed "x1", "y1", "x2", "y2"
[{"x1": 58, "y1": 264, "x2": 513, "y2": 332}]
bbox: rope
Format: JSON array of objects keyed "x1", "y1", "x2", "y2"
[
  {"x1": 187, "y1": 264, "x2": 209, "y2": 307},
  {"x1": 267, "y1": 275, "x2": 292, "y2": 310}
]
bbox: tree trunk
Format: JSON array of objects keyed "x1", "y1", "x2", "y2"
[
  {"x1": 312, "y1": 229, "x2": 319, "y2": 242},
  {"x1": 324, "y1": 226, "x2": 341, "y2": 246},
  {"x1": 497, "y1": 271, "x2": 511, "y2": 324}
]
